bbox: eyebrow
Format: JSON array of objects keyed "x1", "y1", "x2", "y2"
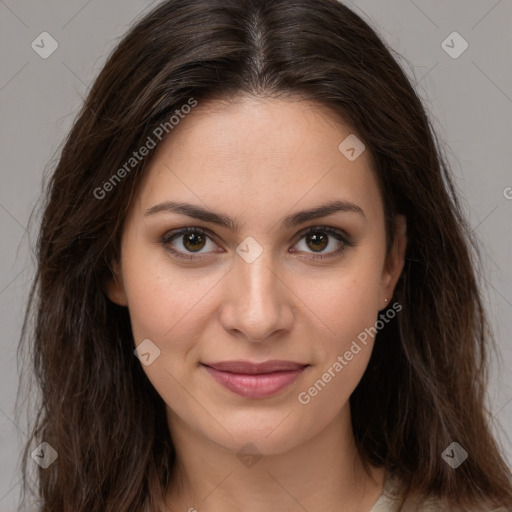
[{"x1": 144, "y1": 199, "x2": 366, "y2": 230}]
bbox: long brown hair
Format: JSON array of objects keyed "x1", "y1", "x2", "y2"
[{"x1": 16, "y1": 0, "x2": 512, "y2": 510}]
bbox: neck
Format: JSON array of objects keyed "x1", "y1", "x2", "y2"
[{"x1": 164, "y1": 403, "x2": 386, "y2": 512}]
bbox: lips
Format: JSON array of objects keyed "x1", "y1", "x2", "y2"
[
  {"x1": 201, "y1": 360, "x2": 309, "y2": 399},
  {"x1": 203, "y1": 360, "x2": 307, "y2": 374}
]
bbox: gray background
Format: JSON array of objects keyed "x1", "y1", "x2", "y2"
[{"x1": 0, "y1": 0, "x2": 511, "y2": 510}]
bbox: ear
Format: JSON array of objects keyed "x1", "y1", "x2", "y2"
[
  {"x1": 379, "y1": 215, "x2": 407, "y2": 310},
  {"x1": 105, "y1": 259, "x2": 128, "y2": 307}
]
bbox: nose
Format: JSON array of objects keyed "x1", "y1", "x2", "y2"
[{"x1": 219, "y1": 249, "x2": 294, "y2": 342}]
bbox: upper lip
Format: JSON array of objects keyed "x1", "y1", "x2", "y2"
[{"x1": 202, "y1": 360, "x2": 308, "y2": 374}]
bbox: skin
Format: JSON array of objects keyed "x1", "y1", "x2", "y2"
[{"x1": 107, "y1": 95, "x2": 407, "y2": 512}]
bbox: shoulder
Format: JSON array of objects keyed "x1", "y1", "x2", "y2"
[
  {"x1": 370, "y1": 471, "x2": 512, "y2": 512},
  {"x1": 369, "y1": 471, "x2": 448, "y2": 512}
]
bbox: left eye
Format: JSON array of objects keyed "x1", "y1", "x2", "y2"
[
  {"x1": 160, "y1": 226, "x2": 353, "y2": 261},
  {"x1": 291, "y1": 226, "x2": 351, "y2": 259}
]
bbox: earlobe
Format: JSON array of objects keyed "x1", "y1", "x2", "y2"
[
  {"x1": 380, "y1": 215, "x2": 407, "y2": 308},
  {"x1": 105, "y1": 260, "x2": 128, "y2": 307}
]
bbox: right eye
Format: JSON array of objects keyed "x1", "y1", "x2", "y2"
[{"x1": 160, "y1": 227, "x2": 223, "y2": 260}]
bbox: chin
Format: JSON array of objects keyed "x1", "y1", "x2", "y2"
[{"x1": 200, "y1": 413, "x2": 311, "y2": 456}]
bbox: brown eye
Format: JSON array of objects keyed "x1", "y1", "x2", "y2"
[
  {"x1": 161, "y1": 225, "x2": 354, "y2": 262},
  {"x1": 291, "y1": 226, "x2": 354, "y2": 260},
  {"x1": 160, "y1": 227, "x2": 219, "y2": 260},
  {"x1": 305, "y1": 232, "x2": 329, "y2": 252},
  {"x1": 182, "y1": 232, "x2": 206, "y2": 252}
]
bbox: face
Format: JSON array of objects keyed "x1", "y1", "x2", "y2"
[{"x1": 107, "y1": 95, "x2": 406, "y2": 456}]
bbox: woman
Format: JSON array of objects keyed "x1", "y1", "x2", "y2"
[{"x1": 17, "y1": 0, "x2": 512, "y2": 510}]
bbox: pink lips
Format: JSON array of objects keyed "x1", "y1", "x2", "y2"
[{"x1": 202, "y1": 360, "x2": 308, "y2": 399}]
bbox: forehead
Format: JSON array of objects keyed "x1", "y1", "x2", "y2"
[{"x1": 132, "y1": 96, "x2": 383, "y2": 225}]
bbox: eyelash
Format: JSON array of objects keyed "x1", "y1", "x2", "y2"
[{"x1": 160, "y1": 226, "x2": 354, "y2": 262}]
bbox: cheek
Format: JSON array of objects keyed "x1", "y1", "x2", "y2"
[
  {"x1": 296, "y1": 261, "x2": 383, "y2": 346},
  {"x1": 292, "y1": 257, "x2": 383, "y2": 401},
  {"x1": 121, "y1": 235, "x2": 218, "y2": 339},
  {"x1": 121, "y1": 256, "x2": 212, "y2": 407},
  {"x1": 295, "y1": 281, "x2": 379, "y2": 418}
]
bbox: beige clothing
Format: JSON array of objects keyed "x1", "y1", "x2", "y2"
[
  {"x1": 369, "y1": 471, "x2": 443, "y2": 512},
  {"x1": 369, "y1": 471, "x2": 510, "y2": 511}
]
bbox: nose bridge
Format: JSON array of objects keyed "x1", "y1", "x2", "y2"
[
  {"x1": 245, "y1": 254, "x2": 277, "y2": 295},
  {"x1": 236, "y1": 242, "x2": 280, "y2": 311},
  {"x1": 223, "y1": 237, "x2": 291, "y2": 340}
]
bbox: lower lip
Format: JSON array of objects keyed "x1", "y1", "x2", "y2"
[{"x1": 203, "y1": 365, "x2": 307, "y2": 399}]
